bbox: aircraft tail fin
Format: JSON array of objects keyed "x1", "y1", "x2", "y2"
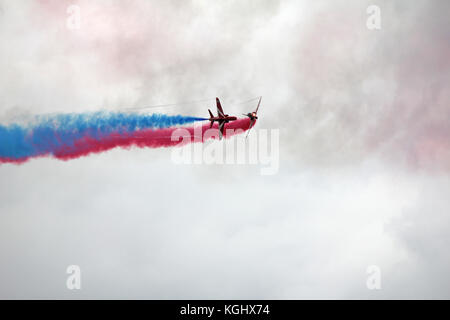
[{"x1": 208, "y1": 109, "x2": 214, "y2": 118}]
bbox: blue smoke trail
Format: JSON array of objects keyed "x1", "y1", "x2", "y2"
[{"x1": 0, "y1": 112, "x2": 206, "y2": 160}]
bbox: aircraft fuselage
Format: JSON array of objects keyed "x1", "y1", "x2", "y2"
[{"x1": 209, "y1": 115, "x2": 237, "y2": 123}]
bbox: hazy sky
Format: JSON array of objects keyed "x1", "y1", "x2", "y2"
[{"x1": 0, "y1": 0, "x2": 449, "y2": 299}]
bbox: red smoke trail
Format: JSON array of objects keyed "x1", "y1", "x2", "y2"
[
  {"x1": 0, "y1": 156, "x2": 31, "y2": 164},
  {"x1": 51, "y1": 118, "x2": 252, "y2": 161}
]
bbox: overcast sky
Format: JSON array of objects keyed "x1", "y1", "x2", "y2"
[{"x1": 0, "y1": 0, "x2": 449, "y2": 299}]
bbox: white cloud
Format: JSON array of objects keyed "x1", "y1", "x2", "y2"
[{"x1": 0, "y1": 0, "x2": 448, "y2": 298}]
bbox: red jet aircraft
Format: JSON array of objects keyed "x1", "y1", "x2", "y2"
[
  {"x1": 208, "y1": 97, "x2": 237, "y2": 139},
  {"x1": 243, "y1": 96, "x2": 262, "y2": 137}
]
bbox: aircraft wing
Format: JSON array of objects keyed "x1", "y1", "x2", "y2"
[
  {"x1": 216, "y1": 97, "x2": 225, "y2": 117},
  {"x1": 218, "y1": 121, "x2": 225, "y2": 139},
  {"x1": 249, "y1": 118, "x2": 255, "y2": 129},
  {"x1": 255, "y1": 96, "x2": 262, "y2": 114},
  {"x1": 246, "y1": 119, "x2": 255, "y2": 138}
]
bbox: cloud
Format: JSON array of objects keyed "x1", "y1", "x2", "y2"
[{"x1": 0, "y1": 0, "x2": 448, "y2": 299}]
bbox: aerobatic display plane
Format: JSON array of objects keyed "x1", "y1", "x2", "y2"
[
  {"x1": 207, "y1": 97, "x2": 237, "y2": 139},
  {"x1": 243, "y1": 96, "x2": 262, "y2": 137}
]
